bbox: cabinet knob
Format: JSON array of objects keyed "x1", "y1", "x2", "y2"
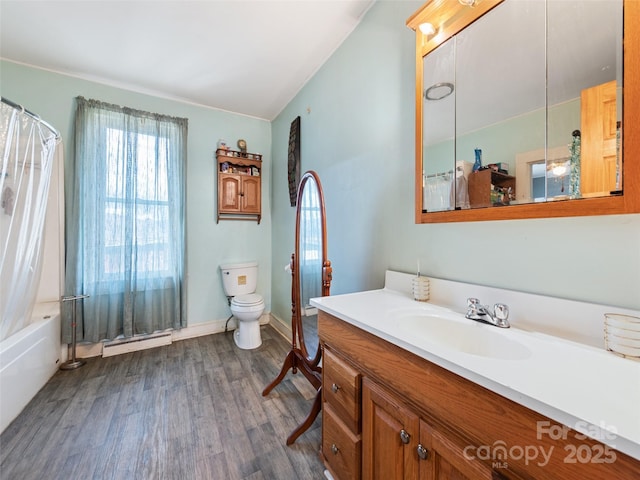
[
  {"x1": 331, "y1": 383, "x2": 340, "y2": 393},
  {"x1": 331, "y1": 443, "x2": 339, "y2": 455},
  {"x1": 417, "y1": 444, "x2": 429, "y2": 460},
  {"x1": 399, "y1": 429, "x2": 411, "y2": 444}
]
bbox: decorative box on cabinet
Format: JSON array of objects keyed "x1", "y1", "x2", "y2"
[
  {"x1": 216, "y1": 148, "x2": 262, "y2": 223},
  {"x1": 468, "y1": 169, "x2": 516, "y2": 208}
]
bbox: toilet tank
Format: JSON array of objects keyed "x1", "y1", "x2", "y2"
[{"x1": 220, "y1": 261, "x2": 258, "y2": 297}]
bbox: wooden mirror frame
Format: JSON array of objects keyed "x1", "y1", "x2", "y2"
[
  {"x1": 294, "y1": 171, "x2": 331, "y2": 365},
  {"x1": 262, "y1": 171, "x2": 332, "y2": 445},
  {"x1": 407, "y1": 0, "x2": 639, "y2": 223}
]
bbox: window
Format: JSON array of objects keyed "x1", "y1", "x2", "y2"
[
  {"x1": 64, "y1": 97, "x2": 188, "y2": 342},
  {"x1": 103, "y1": 128, "x2": 171, "y2": 278}
]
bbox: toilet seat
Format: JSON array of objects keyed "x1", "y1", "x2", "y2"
[{"x1": 232, "y1": 293, "x2": 263, "y2": 307}]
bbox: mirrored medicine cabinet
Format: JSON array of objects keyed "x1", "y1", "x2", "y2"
[{"x1": 407, "y1": 0, "x2": 639, "y2": 223}]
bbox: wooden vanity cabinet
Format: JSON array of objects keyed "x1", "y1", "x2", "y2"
[
  {"x1": 216, "y1": 148, "x2": 262, "y2": 223},
  {"x1": 319, "y1": 310, "x2": 640, "y2": 480}
]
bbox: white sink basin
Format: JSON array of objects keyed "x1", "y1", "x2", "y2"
[{"x1": 396, "y1": 312, "x2": 532, "y2": 360}]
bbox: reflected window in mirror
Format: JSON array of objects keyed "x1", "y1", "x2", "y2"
[
  {"x1": 408, "y1": 0, "x2": 638, "y2": 223},
  {"x1": 299, "y1": 179, "x2": 322, "y2": 310},
  {"x1": 298, "y1": 178, "x2": 322, "y2": 359},
  {"x1": 294, "y1": 171, "x2": 330, "y2": 364}
]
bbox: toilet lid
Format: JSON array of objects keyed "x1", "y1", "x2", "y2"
[{"x1": 232, "y1": 293, "x2": 263, "y2": 306}]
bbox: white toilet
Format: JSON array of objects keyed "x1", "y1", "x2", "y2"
[{"x1": 220, "y1": 261, "x2": 265, "y2": 349}]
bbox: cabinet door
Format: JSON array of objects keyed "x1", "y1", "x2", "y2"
[
  {"x1": 219, "y1": 175, "x2": 241, "y2": 212},
  {"x1": 362, "y1": 378, "x2": 419, "y2": 480},
  {"x1": 418, "y1": 420, "x2": 509, "y2": 480},
  {"x1": 241, "y1": 176, "x2": 261, "y2": 213}
]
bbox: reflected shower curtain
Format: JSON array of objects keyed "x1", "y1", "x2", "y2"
[
  {"x1": 423, "y1": 173, "x2": 452, "y2": 212},
  {"x1": 0, "y1": 101, "x2": 58, "y2": 341},
  {"x1": 64, "y1": 97, "x2": 187, "y2": 343}
]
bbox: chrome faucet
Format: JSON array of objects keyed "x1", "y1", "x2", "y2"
[{"x1": 465, "y1": 298, "x2": 510, "y2": 328}]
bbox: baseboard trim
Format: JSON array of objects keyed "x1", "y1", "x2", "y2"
[
  {"x1": 75, "y1": 313, "x2": 273, "y2": 358},
  {"x1": 269, "y1": 313, "x2": 292, "y2": 342}
]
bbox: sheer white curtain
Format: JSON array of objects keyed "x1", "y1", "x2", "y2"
[
  {"x1": 64, "y1": 97, "x2": 187, "y2": 343},
  {"x1": 0, "y1": 100, "x2": 59, "y2": 341},
  {"x1": 423, "y1": 173, "x2": 453, "y2": 212}
]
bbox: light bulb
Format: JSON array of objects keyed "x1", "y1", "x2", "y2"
[{"x1": 419, "y1": 23, "x2": 436, "y2": 36}]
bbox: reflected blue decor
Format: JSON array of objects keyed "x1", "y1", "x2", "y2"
[
  {"x1": 473, "y1": 148, "x2": 482, "y2": 172},
  {"x1": 569, "y1": 130, "x2": 581, "y2": 198}
]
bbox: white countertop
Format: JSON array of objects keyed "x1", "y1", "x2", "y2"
[{"x1": 311, "y1": 285, "x2": 640, "y2": 461}]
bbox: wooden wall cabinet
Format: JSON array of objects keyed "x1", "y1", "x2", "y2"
[
  {"x1": 318, "y1": 311, "x2": 640, "y2": 480},
  {"x1": 216, "y1": 148, "x2": 262, "y2": 223}
]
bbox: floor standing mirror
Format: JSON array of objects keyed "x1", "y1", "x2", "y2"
[{"x1": 262, "y1": 170, "x2": 332, "y2": 445}]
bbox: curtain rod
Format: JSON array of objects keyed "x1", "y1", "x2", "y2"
[
  {"x1": 1, "y1": 96, "x2": 61, "y2": 140},
  {"x1": 425, "y1": 169, "x2": 453, "y2": 179}
]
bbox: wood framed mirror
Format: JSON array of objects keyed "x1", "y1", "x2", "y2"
[
  {"x1": 407, "y1": 0, "x2": 639, "y2": 223},
  {"x1": 262, "y1": 170, "x2": 331, "y2": 445}
]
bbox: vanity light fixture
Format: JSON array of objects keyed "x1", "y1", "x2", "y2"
[
  {"x1": 419, "y1": 22, "x2": 436, "y2": 36},
  {"x1": 425, "y1": 82, "x2": 455, "y2": 101}
]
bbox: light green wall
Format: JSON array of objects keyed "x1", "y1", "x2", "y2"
[
  {"x1": 270, "y1": 0, "x2": 640, "y2": 326},
  {"x1": 3, "y1": 0, "x2": 638, "y2": 334},
  {"x1": 1, "y1": 60, "x2": 272, "y2": 326}
]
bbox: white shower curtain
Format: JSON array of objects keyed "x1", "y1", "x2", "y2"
[
  {"x1": 423, "y1": 173, "x2": 453, "y2": 212},
  {"x1": 0, "y1": 100, "x2": 59, "y2": 341}
]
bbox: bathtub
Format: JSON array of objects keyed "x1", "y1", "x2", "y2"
[{"x1": 0, "y1": 301, "x2": 64, "y2": 434}]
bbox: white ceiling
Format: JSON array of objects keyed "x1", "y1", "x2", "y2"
[{"x1": 0, "y1": 0, "x2": 375, "y2": 120}]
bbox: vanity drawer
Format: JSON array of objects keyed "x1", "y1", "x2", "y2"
[
  {"x1": 323, "y1": 403, "x2": 361, "y2": 480},
  {"x1": 323, "y1": 346, "x2": 361, "y2": 432}
]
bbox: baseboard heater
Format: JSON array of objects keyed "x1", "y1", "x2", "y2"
[{"x1": 102, "y1": 332, "x2": 172, "y2": 357}]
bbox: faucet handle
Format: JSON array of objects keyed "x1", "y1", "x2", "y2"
[
  {"x1": 494, "y1": 303, "x2": 509, "y2": 322},
  {"x1": 467, "y1": 297, "x2": 480, "y2": 308},
  {"x1": 466, "y1": 298, "x2": 481, "y2": 317}
]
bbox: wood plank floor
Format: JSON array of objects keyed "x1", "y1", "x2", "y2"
[{"x1": 0, "y1": 325, "x2": 326, "y2": 480}]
